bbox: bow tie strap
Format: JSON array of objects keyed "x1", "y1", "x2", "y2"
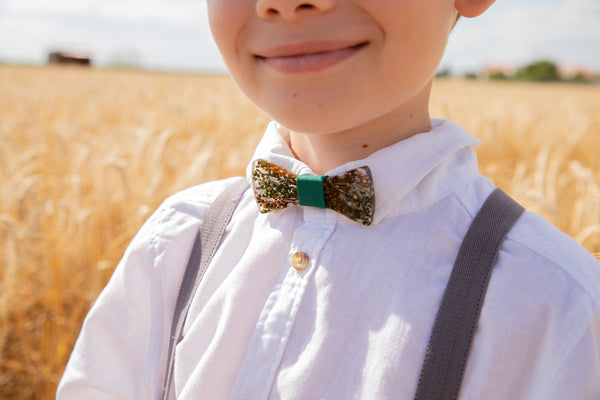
[{"x1": 252, "y1": 159, "x2": 375, "y2": 225}]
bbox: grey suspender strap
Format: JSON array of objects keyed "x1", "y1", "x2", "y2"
[
  {"x1": 161, "y1": 178, "x2": 248, "y2": 400},
  {"x1": 414, "y1": 188, "x2": 525, "y2": 400}
]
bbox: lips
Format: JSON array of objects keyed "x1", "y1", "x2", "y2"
[{"x1": 255, "y1": 41, "x2": 368, "y2": 73}]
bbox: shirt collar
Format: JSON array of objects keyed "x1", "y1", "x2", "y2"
[{"x1": 247, "y1": 119, "x2": 481, "y2": 225}]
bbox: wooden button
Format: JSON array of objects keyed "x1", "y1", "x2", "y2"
[{"x1": 291, "y1": 252, "x2": 310, "y2": 271}]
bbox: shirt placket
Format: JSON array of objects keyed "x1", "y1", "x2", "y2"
[{"x1": 229, "y1": 215, "x2": 335, "y2": 400}]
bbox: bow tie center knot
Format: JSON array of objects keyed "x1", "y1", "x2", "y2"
[{"x1": 297, "y1": 174, "x2": 328, "y2": 208}]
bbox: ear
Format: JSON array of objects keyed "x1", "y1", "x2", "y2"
[{"x1": 455, "y1": 0, "x2": 495, "y2": 18}]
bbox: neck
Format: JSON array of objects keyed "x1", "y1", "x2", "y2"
[{"x1": 286, "y1": 92, "x2": 433, "y2": 175}]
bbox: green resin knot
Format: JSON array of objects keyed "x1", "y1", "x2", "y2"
[{"x1": 297, "y1": 174, "x2": 328, "y2": 208}]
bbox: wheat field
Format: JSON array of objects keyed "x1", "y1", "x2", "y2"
[{"x1": 1, "y1": 64, "x2": 599, "y2": 398}]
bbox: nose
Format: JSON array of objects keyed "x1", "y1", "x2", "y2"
[{"x1": 256, "y1": 0, "x2": 335, "y2": 21}]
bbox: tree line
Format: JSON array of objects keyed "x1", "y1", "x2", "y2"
[{"x1": 437, "y1": 60, "x2": 597, "y2": 83}]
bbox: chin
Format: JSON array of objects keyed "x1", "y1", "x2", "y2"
[
  {"x1": 264, "y1": 101, "x2": 367, "y2": 135},
  {"x1": 272, "y1": 115, "x2": 350, "y2": 135}
]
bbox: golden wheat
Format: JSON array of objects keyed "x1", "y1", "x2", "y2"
[
  {"x1": 430, "y1": 80, "x2": 600, "y2": 251},
  {"x1": 0, "y1": 65, "x2": 598, "y2": 398}
]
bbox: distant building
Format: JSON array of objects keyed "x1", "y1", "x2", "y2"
[
  {"x1": 482, "y1": 65, "x2": 516, "y2": 80},
  {"x1": 557, "y1": 66, "x2": 597, "y2": 81},
  {"x1": 48, "y1": 51, "x2": 92, "y2": 66}
]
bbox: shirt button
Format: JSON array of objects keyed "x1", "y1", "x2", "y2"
[{"x1": 291, "y1": 251, "x2": 310, "y2": 271}]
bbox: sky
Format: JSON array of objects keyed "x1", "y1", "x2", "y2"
[{"x1": 0, "y1": 0, "x2": 599, "y2": 75}]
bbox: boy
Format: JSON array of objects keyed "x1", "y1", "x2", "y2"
[{"x1": 58, "y1": 0, "x2": 600, "y2": 399}]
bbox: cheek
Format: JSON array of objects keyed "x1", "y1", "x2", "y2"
[
  {"x1": 383, "y1": 6, "x2": 453, "y2": 76},
  {"x1": 377, "y1": 1, "x2": 454, "y2": 44},
  {"x1": 206, "y1": 1, "x2": 244, "y2": 62}
]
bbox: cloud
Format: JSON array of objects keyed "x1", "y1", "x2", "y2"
[
  {"x1": 0, "y1": 0, "x2": 225, "y2": 71},
  {"x1": 442, "y1": 0, "x2": 600, "y2": 72},
  {"x1": 3, "y1": 0, "x2": 207, "y2": 25}
]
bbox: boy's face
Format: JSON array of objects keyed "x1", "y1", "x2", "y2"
[{"x1": 207, "y1": 0, "x2": 458, "y2": 135}]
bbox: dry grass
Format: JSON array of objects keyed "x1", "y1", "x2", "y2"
[
  {"x1": 1, "y1": 65, "x2": 598, "y2": 398},
  {"x1": 430, "y1": 80, "x2": 600, "y2": 252}
]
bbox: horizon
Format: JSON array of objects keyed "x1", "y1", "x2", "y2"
[{"x1": 0, "y1": 0, "x2": 598, "y2": 75}]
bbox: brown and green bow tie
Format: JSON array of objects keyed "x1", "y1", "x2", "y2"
[{"x1": 251, "y1": 159, "x2": 375, "y2": 225}]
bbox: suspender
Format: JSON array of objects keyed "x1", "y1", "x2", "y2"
[
  {"x1": 162, "y1": 185, "x2": 523, "y2": 400},
  {"x1": 414, "y1": 188, "x2": 524, "y2": 400},
  {"x1": 162, "y1": 178, "x2": 248, "y2": 400}
]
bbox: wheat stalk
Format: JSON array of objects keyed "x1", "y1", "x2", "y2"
[{"x1": 1, "y1": 65, "x2": 598, "y2": 399}]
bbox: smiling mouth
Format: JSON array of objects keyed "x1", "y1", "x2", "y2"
[{"x1": 255, "y1": 41, "x2": 368, "y2": 73}]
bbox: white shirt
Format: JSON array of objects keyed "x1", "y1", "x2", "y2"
[{"x1": 58, "y1": 119, "x2": 600, "y2": 400}]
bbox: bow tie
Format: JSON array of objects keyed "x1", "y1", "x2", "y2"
[{"x1": 251, "y1": 159, "x2": 375, "y2": 225}]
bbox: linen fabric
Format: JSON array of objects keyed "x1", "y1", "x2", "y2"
[{"x1": 57, "y1": 119, "x2": 600, "y2": 400}]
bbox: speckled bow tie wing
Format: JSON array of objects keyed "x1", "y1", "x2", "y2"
[
  {"x1": 323, "y1": 167, "x2": 375, "y2": 225},
  {"x1": 251, "y1": 159, "x2": 375, "y2": 225},
  {"x1": 252, "y1": 159, "x2": 299, "y2": 212}
]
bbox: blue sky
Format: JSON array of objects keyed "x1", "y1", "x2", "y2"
[{"x1": 0, "y1": 0, "x2": 598, "y2": 74}]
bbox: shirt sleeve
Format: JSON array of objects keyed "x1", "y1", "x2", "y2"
[
  {"x1": 56, "y1": 199, "x2": 195, "y2": 399},
  {"x1": 536, "y1": 309, "x2": 600, "y2": 400},
  {"x1": 55, "y1": 179, "x2": 236, "y2": 399}
]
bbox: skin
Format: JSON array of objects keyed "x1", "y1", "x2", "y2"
[{"x1": 207, "y1": 0, "x2": 495, "y2": 174}]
